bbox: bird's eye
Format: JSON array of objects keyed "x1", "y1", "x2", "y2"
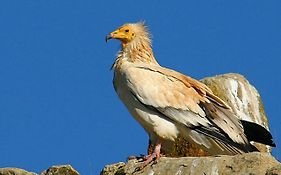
[{"x1": 125, "y1": 29, "x2": 129, "y2": 32}]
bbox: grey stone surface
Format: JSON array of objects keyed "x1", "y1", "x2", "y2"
[
  {"x1": 39, "y1": 165, "x2": 79, "y2": 175},
  {"x1": 100, "y1": 152, "x2": 280, "y2": 175},
  {"x1": 201, "y1": 73, "x2": 268, "y2": 129},
  {"x1": 201, "y1": 73, "x2": 271, "y2": 152},
  {"x1": 266, "y1": 164, "x2": 281, "y2": 175},
  {"x1": 0, "y1": 168, "x2": 36, "y2": 175},
  {"x1": 0, "y1": 165, "x2": 79, "y2": 175}
]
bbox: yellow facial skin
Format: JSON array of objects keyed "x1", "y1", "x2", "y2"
[{"x1": 106, "y1": 25, "x2": 136, "y2": 46}]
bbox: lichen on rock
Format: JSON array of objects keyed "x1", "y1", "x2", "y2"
[
  {"x1": 0, "y1": 165, "x2": 80, "y2": 175},
  {"x1": 100, "y1": 152, "x2": 280, "y2": 175}
]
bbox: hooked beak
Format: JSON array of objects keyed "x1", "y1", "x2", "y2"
[
  {"x1": 105, "y1": 29, "x2": 122, "y2": 43},
  {"x1": 105, "y1": 34, "x2": 112, "y2": 43}
]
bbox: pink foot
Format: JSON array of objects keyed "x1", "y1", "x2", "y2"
[{"x1": 139, "y1": 143, "x2": 161, "y2": 169}]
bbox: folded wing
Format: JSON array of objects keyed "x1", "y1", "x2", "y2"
[{"x1": 125, "y1": 63, "x2": 255, "y2": 153}]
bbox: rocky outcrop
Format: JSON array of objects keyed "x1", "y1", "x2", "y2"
[
  {"x1": 266, "y1": 164, "x2": 281, "y2": 175},
  {"x1": 0, "y1": 165, "x2": 79, "y2": 175},
  {"x1": 201, "y1": 73, "x2": 269, "y2": 131},
  {"x1": 201, "y1": 73, "x2": 271, "y2": 152},
  {"x1": 39, "y1": 165, "x2": 79, "y2": 175},
  {"x1": 0, "y1": 168, "x2": 37, "y2": 175},
  {"x1": 100, "y1": 152, "x2": 281, "y2": 175}
]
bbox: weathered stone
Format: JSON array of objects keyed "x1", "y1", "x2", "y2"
[
  {"x1": 0, "y1": 165, "x2": 80, "y2": 175},
  {"x1": 100, "y1": 152, "x2": 280, "y2": 175},
  {"x1": 100, "y1": 162, "x2": 126, "y2": 175},
  {"x1": 201, "y1": 73, "x2": 271, "y2": 152},
  {"x1": 0, "y1": 168, "x2": 36, "y2": 175},
  {"x1": 201, "y1": 73, "x2": 268, "y2": 129},
  {"x1": 39, "y1": 165, "x2": 79, "y2": 175},
  {"x1": 266, "y1": 164, "x2": 281, "y2": 175}
]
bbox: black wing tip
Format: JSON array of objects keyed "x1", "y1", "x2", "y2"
[
  {"x1": 268, "y1": 140, "x2": 276, "y2": 147},
  {"x1": 241, "y1": 120, "x2": 276, "y2": 147},
  {"x1": 271, "y1": 142, "x2": 276, "y2": 147}
]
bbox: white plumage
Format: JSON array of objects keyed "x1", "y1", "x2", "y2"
[{"x1": 106, "y1": 22, "x2": 275, "y2": 167}]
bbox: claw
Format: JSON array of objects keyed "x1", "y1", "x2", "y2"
[
  {"x1": 139, "y1": 143, "x2": 162, "y2": 169},
  {"x1": 128, "y1": 143, "x2": 162, "y2": 172}
]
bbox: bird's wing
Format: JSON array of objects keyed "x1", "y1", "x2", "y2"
[{"x1": 125, "y1": 63, "x2": 249, "y2": 146}]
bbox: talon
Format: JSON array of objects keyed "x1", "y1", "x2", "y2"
[{"x1": 136, "y1": 143, "x2": 162, "y2": 170}]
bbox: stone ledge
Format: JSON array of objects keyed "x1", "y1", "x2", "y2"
[{"x1": 100, "y1": 152, "x2": 280, "y2": 175}]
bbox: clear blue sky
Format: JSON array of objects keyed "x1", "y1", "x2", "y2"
[{"x1": 0, "y1": 1, "x2": 280, "y2": 174}]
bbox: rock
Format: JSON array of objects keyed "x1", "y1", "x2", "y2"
[
  {"x1": 39, "y1": 165, "x2": 79, "y2": 175},
  {"x1": 100, "y1": 162, "x2": 126, "y2": 175},
  {"x1": 0, "y1": 165, "x2": 79, "y2": 175},
  {"x1": 266, "y1": 164, "x2": 281, "y2": 175},
  {"x1": 201, "y1": 73, "x2": 271, "y2": 152},
  {"x1": 100, "y1": 152, "x2": 281, "y2": 175},
  {"x1": 201, "y1": 73, "x2": 268, "y2": 130},
  {"x1": 0, "y1": 168, "x2": 36, "y2": 175}
]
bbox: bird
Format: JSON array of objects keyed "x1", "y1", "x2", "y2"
[{"x1": 105, "y1": 22, "x2": 275, "y2": 167}]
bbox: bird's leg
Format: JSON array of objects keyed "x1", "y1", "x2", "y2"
[{"x1": 140, "y1": 143, "x2": 161, "y2": 169}]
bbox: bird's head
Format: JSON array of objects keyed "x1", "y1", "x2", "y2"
[{"x1": 106, "y1": 22, "x2": 151, "y2": 48}]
